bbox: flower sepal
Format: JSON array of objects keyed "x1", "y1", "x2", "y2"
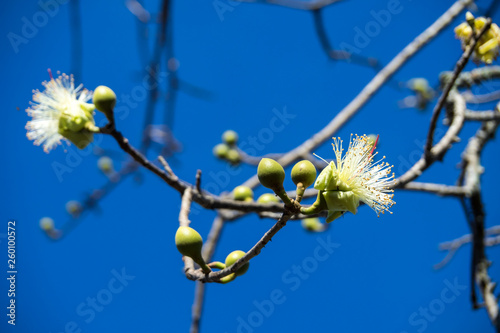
[
  {"x1": 322, "y1": 190, "x2": 359, "y2": 222},
  {"x1": 314, "y1": 162, "x2": 352, "y2": 192}
]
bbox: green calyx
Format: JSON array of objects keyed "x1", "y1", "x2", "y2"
[
  {"x1": 225, "y1": 250, "x2": 250, "y2": 277},
  {"x1": 314, "y1": 162, "x2": 351, "y2": 192},
  {"x1": 322, "y1": 190, "x2": 359, "y2": 215},
  {"x1": 222, "y1": 130, "x2": 239, "y2": 145},
  {"x1": 258, "y1": 158, "x2": 285, "y2": 191},
  {"x1": 58, "y1": 101, "x2": 97, "y2": 149},
  {"x1": 257, "y1": 193, "x2": 279, "y2": 204},
  {"x1": 175, "y1": 226, "x2": 211, "y2": 274},
  {"x1": 322, "y1": 190, "x2": 359, "y2": 223},
  {"x1": 233, "y1": 186, "x2": 254, "y2": 201},
  {"x1": 93, "y1": 85, "x2": 116, "y2": 119}
]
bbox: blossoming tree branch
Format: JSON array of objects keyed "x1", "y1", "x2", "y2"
[{"x1": 26, "y1": 1, "x2": 500, "y2": 332}]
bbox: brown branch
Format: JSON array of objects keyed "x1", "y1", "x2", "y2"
[
  {"x1": 463, "y1": 90, "x2": 500, "y2": 104},
  {"x1": 424, "y1": 18, "x2": 492, "y2": 157}
]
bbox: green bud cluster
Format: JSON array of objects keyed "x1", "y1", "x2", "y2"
[
  {"x1": 257, "y1": 158, "x2": 318, "y2": 206},
  {"x1": 212, "y1": 130, "x2": 240, "y2": 165}
]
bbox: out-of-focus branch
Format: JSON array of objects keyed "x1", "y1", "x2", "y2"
[
  {"x1": 190, "y1": 215, "x2": 225, "y2": 333},
  {"x1": 424, "y1": 18, "x2": 492, "y2": 157},
  {"x1": 463, "y1": 90, "x2": 500, "y2": 104},
  {"x1": 233, "y1": 0, "x2": 341, "y2": 10},
  {"x1": 398, "y1": 182, "x2": 467, "y2": 196},
  {"x1": 465, "y1": 110, "x2": 500, "y2": 121},
  {"x1": 435, "y1": 226, "x2": 500, "y2": 270},
  {"x1": 450, "y1": 66, "x2": 500, "y2": 88},
  {"x1": 394, "y1": 91, "x2": 466, "y2": 187},
  {"x1": 311, "y1": 9, "x2": 381, "y2": 70},
  {"x1": 69, "y1": 0, "x2": 82, "y2": 81}
]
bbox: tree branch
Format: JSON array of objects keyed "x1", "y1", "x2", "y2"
[{"x1": 425, "y1": 18, "x2": 492, "y2": 157}]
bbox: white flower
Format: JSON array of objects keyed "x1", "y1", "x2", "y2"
[
  {"x1": 314, "y1": 134, "x2": 395, "y2": 221},
  {"x1": 26, "y1": 73, "x2": 95, "y2": 152}
]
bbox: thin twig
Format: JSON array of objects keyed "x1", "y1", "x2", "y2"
[
  {"x1": 184, "y1": 211, "x2": 296, "y2": 282},
  {"x1": 179, "y1": 187, "x2": 193, "y2": 227},
  {"x1": 424, "y1": 19, "x2": 492, "y2": 157}
]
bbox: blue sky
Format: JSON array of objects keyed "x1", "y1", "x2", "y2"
[{"x1": 2, "y1": 0, "x2": 500, "y2": 332}]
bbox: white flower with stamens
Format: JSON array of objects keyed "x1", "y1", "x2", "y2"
[
  {"x1": 26, "y1": 73, "x2": 96, "y2": 152},
  {"x1": 314, "y1": 134, "x2": 395, "y2": 222}
]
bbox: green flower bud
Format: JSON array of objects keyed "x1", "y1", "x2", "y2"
[
  {"x1": 175, "y1": 226, "x2": 211, "y2": 274},
  {"x1": 301, "y1": 218, "x2": 324, "y2": 232},
  {"x1": 291, "y1": 160, "x2": 317, "y2": 189},
  {"x1": 257, "y1": 193, "x2": 279, "y2": 204},
  {"x1": 226, "y1": 149, "x2": 241, "y2": 164},
  {"x1": 222, "y1": 130, "x2": 238, "y2": 145},
  {"x1": 233, "y1": 186, "x2": 253, "y2": 201},
  {"x1": 97, "y1": 156, "x2": 114, "y2": 173},
  {"x1": 93, "y1": 85, "x2": 116, "y2": 119},
  {"x1": 39, "y1": 217, "x2": 55, "y2": 231},
  {"x1": 257, "y1": 158, "x2": 285, "y2": 191},
  {"x1": 65, "y1": 200, "x2": 82, "y2": 216},
  {"x1": 213, "y1": 143, "x2": 230, "y2": 159},
  {"x1": 225, "y1": 250, "x2": 250, "y2": 276}
]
